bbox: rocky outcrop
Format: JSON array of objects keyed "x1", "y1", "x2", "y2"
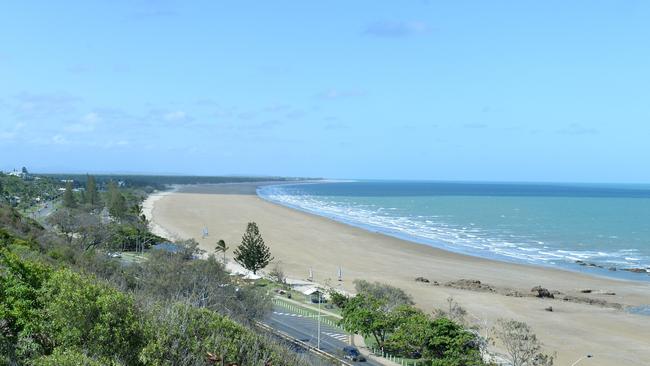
[
  {"x1": 531, "y1": 286, "x2": 554, "y2": 298},
  {"x1": 444, "y1": 279, "x2": 495, "y2": 292}
]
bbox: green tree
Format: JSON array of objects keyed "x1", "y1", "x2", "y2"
[
  {"x1": 354, "y1": 279, "x2": 414, "y2": 311},
  {"x1": 140, "y1": 303, "x2": 301, "y2": 366},
  {"x1": 107, "y1": 181, "x2": 127, "y2": 219},
  {"x1": 33, "y1": 348, "x2": 105, "y2": 366},
  {"x1": 233, "y1": 222, "x2": 273, "y2": 274},
  {"x1": 215, "y1": 239, "x2": 229, "y2": 264},
  {"x1": 339, "y1": 294, "x2": 398, "y2": 351},
  {"x1": 62, "y1": 182, "x2": 76, "y2": 208},
  {"x1": 42, "y1": 269, "x2": 144, "y2": 365},
  {"x1": 83, "y1": 175, "x2": 99, "y2": 206}
]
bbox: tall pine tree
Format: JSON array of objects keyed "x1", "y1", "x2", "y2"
[
  {"x1": 234, "y1": 222, "x2": 273, "y2": 274},
  {"x1": 62, "y1": 181, "x2": 77, "y2": 208},
  {"x1": 84, "y1": 174, "x2": 99, "y2": 206},
  {"x1": 107, "y1": 181, "x2": 127, "y2": 218}
]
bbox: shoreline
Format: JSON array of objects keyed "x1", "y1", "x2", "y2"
[
  {"x1": 144, "y1": 182, "x2": 650, "y2": 366},
  {"x1": 257, "y1": 183, "x2": 650, "y2": 283}
]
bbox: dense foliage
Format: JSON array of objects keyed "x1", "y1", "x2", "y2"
[
  {"x1": 40, "y1": 174, "x2": 310, "y2": 191},
  {"x1": 0, "y1": 204, "x2": 307, "y2": 366},
  {"x1": 339, "y1": 285, "x2": 486, "y2": 366},
  {"x1": 0, "y1": 173, "x2": 63, "y2": 210}
]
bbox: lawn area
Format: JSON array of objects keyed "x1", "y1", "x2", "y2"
[{"x1": 119, "y1": 251, "x2": 149, "y2": 264}]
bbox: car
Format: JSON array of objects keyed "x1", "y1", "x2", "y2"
[{"x1": 342, "y1": 346, "x2": 366, "y2": 362}]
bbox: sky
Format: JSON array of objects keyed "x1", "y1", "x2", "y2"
[{"x1": 1, "y1": 1, "x2": 650, "y2": 182}]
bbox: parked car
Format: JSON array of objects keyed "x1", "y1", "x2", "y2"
[{"x1": 342, "y1": 346, "x2": 366, "y2": 362}]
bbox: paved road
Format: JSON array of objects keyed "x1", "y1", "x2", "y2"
[{"x1": 265, "y1": 304, "x2": 382, "y2": 366}]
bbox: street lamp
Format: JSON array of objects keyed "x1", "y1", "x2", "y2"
[
  {"x1": 570, "y1": 354, "x2": 593, "y2": 366},
  {"x1": 317, "y1": 290, "x2": 321, "y2": 350}
]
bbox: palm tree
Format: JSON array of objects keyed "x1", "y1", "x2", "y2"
[{"x1": 215, "y1": 239, "x2": 229, "y2": 265}]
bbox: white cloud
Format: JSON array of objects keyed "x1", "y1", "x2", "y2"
[
  {"x1": 317, "y1": 89, "x2": 366, "y2": 100},
  {"x1": 364, "y1": 21, "x2": 430, "y2": 38},
  {"x1": 51, "y1": 134, "x2": 70, "y2": 145},
  {"x1": 65, "y1": 112, "x2": 101, "y2": 132},
  {"x1": 0, "y1": 122, "x2": 25, "y2": 140},
  {"x1": 163, "y1": 110, "x2": 190, "y2": 122}
]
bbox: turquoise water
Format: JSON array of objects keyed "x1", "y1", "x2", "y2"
[{"x1": 258, "y1": 181, "x2": 650, "y2": 281}]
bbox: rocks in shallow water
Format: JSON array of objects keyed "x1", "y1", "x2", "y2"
[
  {"x1": 415, "y1": 276, "x2": 430, "y2": 283},
  {"x1": 580, "y1": 289, "x2": 592, "y2": 293},
  {"x1": 531, "y1": 286, "x2": 555, "y2": 299},
  {"x1": 544, "y1": 306, "x2": 553, "y2": 312},
  {"x1": 576, "y1": 260, "x2": 587, "y2": 266},
  {"x1": 608, "y1": 267, "x2": 617, "y2": 271}
]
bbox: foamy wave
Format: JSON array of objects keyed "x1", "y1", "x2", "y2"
[{"x1": 257, "y1": 185, "x2": 650, "y2": 272}]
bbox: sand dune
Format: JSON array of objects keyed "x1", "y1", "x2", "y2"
[{"x1": 146, "y1": 183, "x2": 650, "y2": 366}]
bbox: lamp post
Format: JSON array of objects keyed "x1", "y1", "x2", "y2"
[
  {"x1": 570, "y1": 354, "x2": 593, "y2": 366},
  {"x1": 317, "y1": 290, "x2": 322, "y2": 350}
]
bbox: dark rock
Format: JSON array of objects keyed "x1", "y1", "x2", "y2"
[
  {"x1": 415, "y1": 277, "x2": 430, "y2": 283},
  {"x1": 576, "y1": 260, "x2": 587, "y2": 266},
  {"x1": 444, "y1": 279, "x2": 495, "y2": 292},
  {"x1": 505, "y1": 290, "x2": 524, "y2": 297},
  {"x1": 580, "y1": 289, "x2": 592, "y2": 294},
  {"x1": 544, "y1": 306, "x2": 553, "y2": 312},
  {"x1": 623, "y1": 268, "x2": 648, "y2": 273},
  {"x1": 531, "y1": 286, "x2": 554, "y2": 299},
  {"x1": 562, "y1": 295, "x2": 623, "y2": 309}
]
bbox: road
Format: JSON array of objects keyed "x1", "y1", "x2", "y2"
[{"x1": 265, "y1": 304, "x2": 383, "y2": 366}]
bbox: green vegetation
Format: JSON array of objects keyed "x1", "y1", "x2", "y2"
[
  {"x1": 215, "y1": 239, "x2": 228, "y2": 265},
  {"x1": 83, "y1": 174, "x2": 100, "y2": 206},
  {"x1": 62, "y1": 181, "x2": 76, "y2": 208},
  {"x1": 234, "y1": 222, "x2": 274, "y2": 274},
  {"x1": 0, "y1": 172, "x2": 63, "y2": 211},
  {"x1": 40, "y1": 173, "x2": 312, "y2": 191},
  {"x1": 0, "y1": 201, "x2": 307, "y2": 365},
  {"x1": 338, "y1": 281, "x2": 486, "y2": 365}
]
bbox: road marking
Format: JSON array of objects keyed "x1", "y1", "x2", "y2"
[
  {"x1": 323, "y1": 331, "x2": 348, "y2": 342},
  {"x1": 273, "y1": 311, "x2": 306, "y2": 317}
]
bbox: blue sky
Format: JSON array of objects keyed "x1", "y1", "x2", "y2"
[{"x1": 1, "y1": 1, "x2": 649, "y2": 182}]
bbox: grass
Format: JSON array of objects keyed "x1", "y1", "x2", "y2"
[
  {"x1": 272, "y1": 296, "x2": 343, "y2": 329},
  {"x1": 119, "y1": 251, "x2": 149, "y2": 264}
]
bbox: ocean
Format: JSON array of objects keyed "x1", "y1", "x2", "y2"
[{"x1": 257, "y1": 180, "x2": 650, "y2": 281}]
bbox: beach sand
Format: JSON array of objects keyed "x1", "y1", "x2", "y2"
[{"x1": 146, "y1": 183, "x2": 650, "y2": 365}]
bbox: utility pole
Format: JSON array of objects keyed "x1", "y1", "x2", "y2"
[{"x1": 317, "y1": 290, "x2": 321, "y2": 349}]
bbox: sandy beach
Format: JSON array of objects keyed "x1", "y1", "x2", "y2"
[{"x1": 146, "y1": 183, "x2": 650, "y2": 366}]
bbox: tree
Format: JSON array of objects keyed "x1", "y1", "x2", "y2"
[
  {"x1": 494, "y1": 319, "x2": 554, "y2": 366},
  {"x1": 353, "y1": 279, "x2": 414, "y2": 311},
  {"x1": 83, "y1": 175, "x2": 99, "y2": 206},
  {"x1": 41, "y1": 269, "x2": 144, "y2": 365},
  {"x1": 215, "y1": 239, "x2": 229, "y2": 265},
  {"x1": 62, "y1": 182, "x2": 76, "y2": 208},
  {"x1": 339, "y1": 294, "x2": 398, "y2": 351},
  {"x1": 46, "y1": 208, "x2": 77, "y2": 243},
  {"x1": 107, "y1": 181, "x2": 126, "y2": 219},
  {"x1": 233, "y1": 222, "x2": 273, "y2": 274}
]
